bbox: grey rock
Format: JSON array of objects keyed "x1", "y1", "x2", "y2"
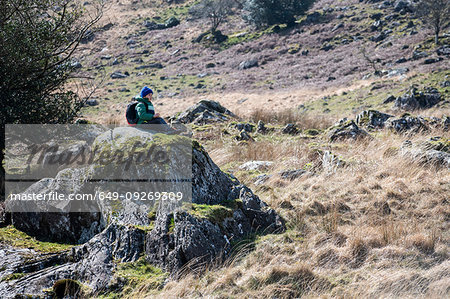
[
  {"x1": 254, "y1": 174, "x2": 271, "y2": 186},
  {"x1": 146, "y1": 184, "x2": 284, "y2": 273},
  {"x1": 436, "y1": 45, "x2": 450, "y2": 56},
  {"x1": 389, "y1": 114, "x2": 428, "y2": 133},
  {"x1": 85, "y1": 98, "x2": 98, "y2": 106},
  {"x1": 394, "y1": 87, "x2": 442, "y2": 110},
  {"x1": 356, "y1": 110, "x2": 394, "y2": 129},
  {"x1": 175, "y1": 100, "x2": 235, "y2": 124},
  {"x1": 328, "y1": 120, "x2": 370, "y2": 141},
  {"x1": 239, "y1": 161, "x2": 274, "y2": 171},
  {"x1": 238, "y1": 59, "x2": 258, "y2": 70},
  {"x1": 71, "y1": 60, "x2": 82, "y2": 69},
  {"x1": 332, "y1": 23, "x2": 344, "y2": 32},
  {"x1": 412, "y1": 50, "x2": 428, "y2": 60},
  {"x1": 386, "y1": 67, "x2": 409, "y2": 77},
  {"x1": 424, "y1": 57, "x2": 442, "y2": 64},
  {"x1": 135, "y1": 63, "x2": 164, "y2": 70},
  {"x1": 441, "y1": 81, "x2": 450, "y2": 88},
  {"x1": 110, "y1": 72, "x2": 129, "y2": 79},
  {"x1": 0, "y1": 224, "x2": 145, "y2": 298},
  {"x1": 165, "y1": 16, "x2": 180, "y2": 28},
  {"x1": 235, "y1": 130, "x2": 252, "y2": 141},
  {"x1": 256, "y1": 120, "x2": 268, "y2": 134},
  {"x1": 235, "y1": 123, "x2": 254, "y2": 133},
  {"x1": 282, "y1": 124, "x2": 299, "y2": 135}
]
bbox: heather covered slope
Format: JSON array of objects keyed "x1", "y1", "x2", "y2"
[{"x1": 75, "y1": 0, "x2": 448, "y2": 122}]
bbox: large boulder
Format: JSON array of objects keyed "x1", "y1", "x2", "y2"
[
  {"x1": 394, "y1": 87, "x2": 442, "y2": 111},
  {"x1": 4, "y1": 127, "x2": 284, "y2": 296},
  {"x1": 174, "y1": 100, "x2": 235, "y2": 124}
]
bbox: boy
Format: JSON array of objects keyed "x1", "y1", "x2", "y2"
[{"x1": 136, "y1": 86, "x2": 169, "y2": 125}]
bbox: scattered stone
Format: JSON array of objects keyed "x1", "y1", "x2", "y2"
[
  {"x1": 110, "y1": 72, "x2": 129, "y2": 79},
  {"x1": 174, "y1": 100, "x2": 235, "y2": 124},
  {"x1": 254, "y1": 174, "x2": 272, "y2": 186},
  {"x1": 386, "y1": 68, "x2": 409, "y2": 77},
  {"x1": 356, "y1": 110, "x2": 394, "y2": 129},
  {"x1": 238, "y1": 59, "x2": 258, "y2": 70},
  {"x1": 165, "y1": 16, "x2": 180, "y2": 28},
  {"x1": 126, "y1": 39, "x2": 136, "y2": 46},
  {"x1": 282, "y1": 124, "x2": 300, "y2": 135},
  {"x1": 389, "y1": 114, "x2": 428, "y2": 133},
  {"x1": 394, "y1": 87, "x2": 442, "y2": 110},
  {"x1": 256, "y1": 120, "x2": 268, "y2": 134},
  {"x1": 85, "y1": 99, "x2": 99, "y2": 106},
  {"x1": 395, "y1": 57, "x2": 407, "y2": 64},
  {"x1": 328, "y1": 119, "x2": 370, "y2": 141},
  {"x1": 423, "y1": 57, "x2": 442, "y2": 64},
  {"x1": 436, "y1": 45, "x2": 450, "y2": 56},
  {"x1": 71, "y1": 60, "x2": 82, "y2": 69},
  {"x1": 412, "y1": 50, "x2": 428, "y2": 60},
  {"x1": 320, "y1": 44, "x2": 334, "y2": 51},
  {"x1": 332, "y1": 23, "x2": 344, "y2": 32},
  {"x1": 239, "y1": 161, "x2": 274, "y2": 171},
  {"x1": 135, "y1": 63, "x2": 164, "y2": 70},
  {"x1": 441, "y1": 81, "x2": 450, "y2": 88},
  {"x1": 235, "y1": 130, "x2": 252, "y2": 141},
  {"x1": 235, "y1": 123, "x2": 254, "y2": 133}
]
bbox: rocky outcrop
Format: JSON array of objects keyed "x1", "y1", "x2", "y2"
[
  {"x1": 0, "y1": 224, "x2": 145, "y2": 298},
  {"x1": 388, "y1": 114, "x2": 429, "y2": 133},
  {"x1": 394, "y1": 87, "x2": 443, "y2": 111},
  {"x1": 173, "y1": 100, "x2": 236, "y2": 124},
  {"x1": 4, "y1": 127, "x2": 284, "y2": 296}
]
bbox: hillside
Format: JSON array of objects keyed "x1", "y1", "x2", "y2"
[{"x1": 74, "y1": 0, "x2": 449, "y2": 123}]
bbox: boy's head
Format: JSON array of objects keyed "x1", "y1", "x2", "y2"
[{"x1": 140, "y1": 86, "x2": 153, "y2": 99}]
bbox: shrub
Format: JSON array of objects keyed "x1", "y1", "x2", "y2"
[{"x1": 243, "y1": 0, "x2": 315, "y2": 28}]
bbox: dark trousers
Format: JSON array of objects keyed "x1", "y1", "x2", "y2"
[{"x1": 146, "y1": 117, "x2": 168, "y2": 125}]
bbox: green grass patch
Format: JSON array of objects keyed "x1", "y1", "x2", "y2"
[{"x1": 0, "y1": 226, "x2": 74, "y2": 253}]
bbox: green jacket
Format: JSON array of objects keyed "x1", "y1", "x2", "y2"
[{"x1": 135, "y1": 97, "x2": 155, "y2": 124}]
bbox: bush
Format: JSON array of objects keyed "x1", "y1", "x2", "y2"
[{"x1": 244, "y1": 0, "x2": 315, "y2": 28}]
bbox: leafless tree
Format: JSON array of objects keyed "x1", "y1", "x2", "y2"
[
  {"x1": 416, "y1": 0, "x2": 450, "y2": 44},
  {"x1": 192, "y1": 0, "x2": 235, "y2": 33}
]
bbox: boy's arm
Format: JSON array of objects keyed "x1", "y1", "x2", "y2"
[{"x1": 136, "y1": 102, "x2": 154, "y2": 120}]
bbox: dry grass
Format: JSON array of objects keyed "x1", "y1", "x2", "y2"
[{"x1": 133, "y1": 113, "x2": 450, "y2": 298}]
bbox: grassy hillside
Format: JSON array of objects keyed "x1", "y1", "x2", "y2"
[{"x1": 6, "y1": 0, "x2": 446, "y2": 297}]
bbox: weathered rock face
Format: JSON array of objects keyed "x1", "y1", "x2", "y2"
[
  {"x1": 327, "y1": 119, "x2": 370, "y2": 142},
  {"x1": 356, "y1": 110, "x2": 393, "y2": 129},
  {"x1": 5, "y1": 127, "x2": 284, "y2": 296},
  {"x1": 0, "y1": 224, "x2": 145, "y2": 298},
  {"x1": 394, "y1": 87, "x2": 443, "y2": 111},
  {"x1": 174, "y1": 100, "x2": 236, "y2": 124},
  {"x1": 146, "y1": 185, "x2": 285, "y2": 273}
]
